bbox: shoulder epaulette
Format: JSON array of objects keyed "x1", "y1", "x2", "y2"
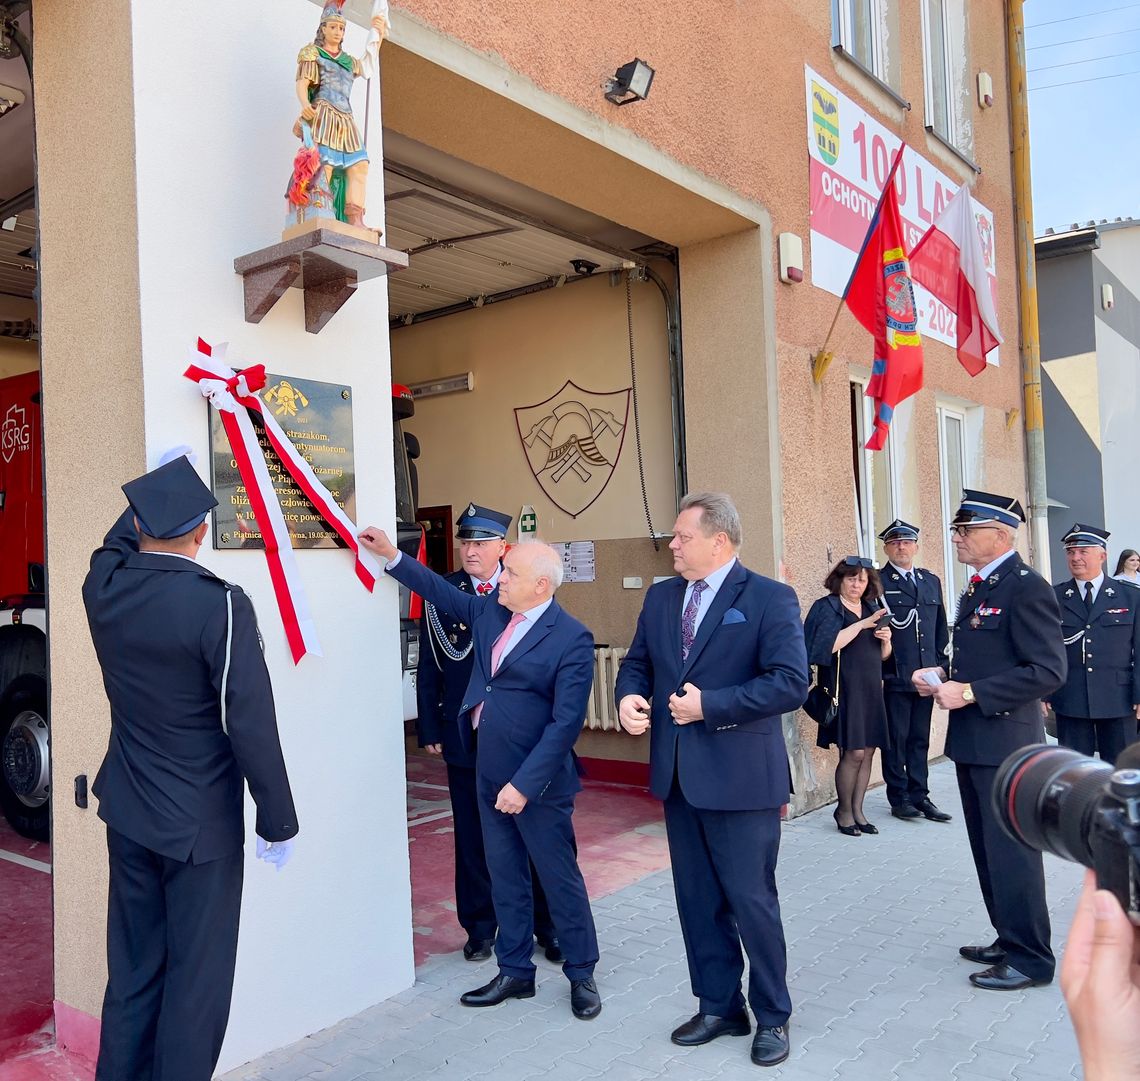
[{"x1": 298, "y1": 43, "x2": 319, "y2": 63}]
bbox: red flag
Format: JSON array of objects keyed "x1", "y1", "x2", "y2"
[
  {"x1": 910, "y1": 184, "x2": 1002, "y2": 376},
  {"x1": 842, "y1": 145, "x2": 923, "y2": 451}
]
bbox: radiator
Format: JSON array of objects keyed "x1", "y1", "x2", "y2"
[{"x1": 584, "y1": 646, "x2": 628, "y2": 732}]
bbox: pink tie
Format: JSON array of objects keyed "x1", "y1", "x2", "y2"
[{"x1": 472, "y1": 612, "x2": 527, "y2": 729}]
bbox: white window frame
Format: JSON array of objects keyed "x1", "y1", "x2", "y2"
[
  {"x1": 921, "y1": 0, "x2": 956, "y2": 147},
  {"x1": 936, "y1": 404, "x2": 970, "y2": 604},
  {"x1": 851, "y1": 377, "x2": 899, "y2": 559},
  {"x1": 832, "y1": 0, "x2": 888, "y2": 84}
]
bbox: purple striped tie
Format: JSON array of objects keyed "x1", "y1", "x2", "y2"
[{"x1": 681, "y1": 580, "x2": 708, "y2": 660}]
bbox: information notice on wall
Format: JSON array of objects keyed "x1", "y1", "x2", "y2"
[
  {"x1": 209, "y1": 372, "x2": 356, "y2": 550},
  {"x1": 558, "y1": 541, "x2": 596, "y2": 583}
]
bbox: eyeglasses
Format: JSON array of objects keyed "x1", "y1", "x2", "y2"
[
  {"x1": 843, "y1": 556, "x2": 874, "y2": 569},
  {"x1": 950, "y1": 525, "x2": 1000, "y2": 538}
]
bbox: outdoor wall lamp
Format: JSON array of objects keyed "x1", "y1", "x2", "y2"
[
  {"x1": 604, "y1": 59, "x2": 655, "y2": 105},
  {"x1": 0, "y1": 82, "x2": 24, "y2": 117}
]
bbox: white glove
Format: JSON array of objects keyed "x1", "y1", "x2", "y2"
[
  {"x1": 157, "y1": 444, "x2": 198, "y2": 467},
  {"x1": 256, "y1": 836, "x2": 295, "y2": 872}
]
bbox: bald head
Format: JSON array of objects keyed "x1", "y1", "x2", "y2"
[{"x1": 497, "y1": 540, "x2": 564, "y2": 612}]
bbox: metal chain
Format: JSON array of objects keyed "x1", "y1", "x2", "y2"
[
  {"x1": 426, "y1": 601, "x2": 473, "y2": 662},
  {"x1": 627, "y1": 273, "x2": 658, "y2": 551}
]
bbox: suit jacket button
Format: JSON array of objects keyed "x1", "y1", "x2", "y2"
[{"x1": 486, "y1": 686, "x2": 492, "y2": 692}]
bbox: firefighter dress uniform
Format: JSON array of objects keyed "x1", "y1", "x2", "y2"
[
  {"x1": 1049, "y1": 523, "x2": 1140, "y2": 763},
  {"x1": 84, "y1": 457, "x2": 298, "y2": 1081},
  {"x1": 878, "y1": 519, "x2": 951, "y2": 820},
  {"x1": 416, "y1": 502, "x2": 559, "y2": 960}
]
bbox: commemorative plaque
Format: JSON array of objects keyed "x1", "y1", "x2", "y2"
[{"x1": 209, "y1": 372, "x2": 356, "y2": 550}]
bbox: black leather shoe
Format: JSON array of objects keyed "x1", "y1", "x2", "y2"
[
  {"x1": 891, "y1": 803, "x2": 922, "y2": 819},
  {"x1": 854, "y1": 820, "x2": 879, "y2": 835},
  {"x1": 670, "y1": 1010, "x2": 751, "y2": 1046},
  {"x1": 959, "y1": 942, "x2": 1006, "y2": 965},
  {"x1": 537, "y1": 936, "x2": 565, "y2": 963},
  {"x1": 832, "y1": 809, "x2": 861, "y2": 837},
  {"x1": 750, "y1": 1025, "x2": 790, "y2": 1067},
  {"x1": 460, "y1": 974, "x2": 535, "y2": 1007},
  {"x1": 916, "y1": 798, "x2": 953, "y2": 822},
  {"x1": 969, "y1": 963, "x2": 1050, "y2": 991},
  {"x1": 570, "y1": 977, "x2": 602, "y2": 1019},
  {"x1": 463, "y1": 936, "x2": 495, "y2": 961}
]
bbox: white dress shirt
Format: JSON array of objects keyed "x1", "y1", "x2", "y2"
[
  {"x1": 1074, "y1": 571, "x2": 1105, "y2": 604},
  {"x1": 972, "y1": 550, "x2": 1017, "y2": 581},
  {"x1": 682, "y1": 556, "x2": 738, "y2": 639},
  {"x1": 495, "y1": 598, "x2": 554, "y2": 665}
]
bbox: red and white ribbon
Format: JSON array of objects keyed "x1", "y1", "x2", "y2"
[{"x1": 184, "y1": 338, "x2": 380, "y2": 664}]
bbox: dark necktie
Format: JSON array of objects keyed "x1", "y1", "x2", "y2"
[
  {"x1": 905, "y1": 571, "x2": 914, "y2": 589},
  {"x1": 1085, "y1": 581, "x2": 1094, "y2": 610},
  {"x1": 476, "y1": 582, "x2": 493, "y2": 596},
  {"x1": 681, "y1": 580, "x2": 708, "y2": 660}
]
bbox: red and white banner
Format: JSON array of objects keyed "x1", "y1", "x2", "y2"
[
  {"x1": 184, "y1": 338, "x2": 380, "y2": 664},
  {"x1": 806, "y1": 65, "x2": 1000, "y2": 365}
]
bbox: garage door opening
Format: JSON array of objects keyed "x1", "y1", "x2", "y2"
[
  {"x1": 382, "y1": 136, "x2": 680, "y2": 966},
  {"x1": 0, "y1": 0, "x2": 55, "y2": 1064}
]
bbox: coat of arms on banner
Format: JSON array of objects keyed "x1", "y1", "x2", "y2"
[{"x1": 514, "y1": 381, "x2": 631, "y2": 518}]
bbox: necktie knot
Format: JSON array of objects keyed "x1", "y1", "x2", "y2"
[
  {"x1": 476, "y1": 582, "x2": 493, "y2": 595},
  {"x1": 970, "y1": 574, "x2": 982, "y2": 585},
  {"x1": 1085, "y1": 581, "x2": 1095, "y2": 607}
]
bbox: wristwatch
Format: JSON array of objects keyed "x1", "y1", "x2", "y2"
[{"x1": 962, "y1": 683, "x2": 975, "y2": 704}]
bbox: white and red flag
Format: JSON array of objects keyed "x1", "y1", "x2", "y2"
[{"x1": 909, "y1": 184, "x2": 1002, "y2": 377}]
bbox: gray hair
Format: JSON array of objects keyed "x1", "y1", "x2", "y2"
[
  {"x1": 517, "y1": 540, "x2": 565, "y2": 590},
  {"x1": 679, "y1": 491, "x2": 742, "y2": 548}
]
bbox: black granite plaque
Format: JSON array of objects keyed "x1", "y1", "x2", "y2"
[{"x1": 209, "y1": 372, "x2": 355, "y2": 550}]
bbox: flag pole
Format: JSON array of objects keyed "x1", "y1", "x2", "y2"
[
  {"x1": 811, "y1": 143, "x2": 907, "y2": 386},
  {"x1": 811, "y1": 295, "x2": 846, "y2": 384}
]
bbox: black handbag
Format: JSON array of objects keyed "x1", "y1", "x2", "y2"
[{"x1": 804, "y1": 650, "x2": 841, "y2": 727}]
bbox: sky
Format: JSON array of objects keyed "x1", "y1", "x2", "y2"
[{"x1": 1027, "y1": 1, "x2": 1140, "y2": 232}]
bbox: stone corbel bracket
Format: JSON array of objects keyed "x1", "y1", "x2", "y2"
[{"x1": 235, "y1": 229, "x2": 409, "y2": 334}]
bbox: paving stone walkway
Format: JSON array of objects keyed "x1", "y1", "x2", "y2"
[{"x1": 220, "y1": 761, "x2": 1085, "y2": 1081}]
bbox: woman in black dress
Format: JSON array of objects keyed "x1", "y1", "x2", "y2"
[{"x1": 804, "y1": 557, "x2": 893, "y2": 836}]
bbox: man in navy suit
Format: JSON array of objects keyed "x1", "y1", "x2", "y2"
[
  {"x1": 84, "y1": 456, "x2": 298, "y2": 1081},
  {"x1": 359, "y1": 526, "x2": 601, "y2": 1020},
  {"x1": 615, "y1": 492, "x2": 809, "y2": 1068},
  {"x1": 416, "y1": 502, "x2": 561, "y2": 962}
]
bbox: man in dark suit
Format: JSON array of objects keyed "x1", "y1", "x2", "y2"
[
  {"x1": 359, "y1": 525, "x2": 601, "y2": 1019},
  {"x1": 614, "y1": 491, "x2": 809, "y2": 1068},
  {"x1": 914, "y1": 489, "x2": 1065, "y2": 991},
  {"x1": 416, "y1": 502, "x2": 561, "y2": 962},
  {"x1": 83, "y1": 456, "x2": 298, "y2": 1081},
  {"x1": 878, "y1": 519, "x2": 952, "y2": 822},
  {"x1": 1046, "y1": 523, "x2": 1140, "y2": 764}
]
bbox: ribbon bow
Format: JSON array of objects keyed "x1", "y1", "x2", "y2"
[{"x1": 183, "y1": 338, "x2": 379, "y2": 664}]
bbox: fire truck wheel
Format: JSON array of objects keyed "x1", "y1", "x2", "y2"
[{"x1": 0, "y1": 675, "x2": 49, "y2": 842}]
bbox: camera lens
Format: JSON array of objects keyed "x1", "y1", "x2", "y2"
[{"x1": 992, "y1": 743, "x2": 1115, "y2": 867}]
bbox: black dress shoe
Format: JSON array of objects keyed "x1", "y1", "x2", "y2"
[
  {"x1": 854, "y1": 820, "x2": 879, "y2": 834},
  {"x1": 959, "y1": 942, "x2": 1006, "y2": 965},
  {"x1": 460, "y1": 974, "x2": 535, "y2": 1007},
  {"x1": 969, "y1": 963, "x2": 1050, "y2": 991},
  {"x1": 536, "y1": 936, "x2": 565, "y2": 963},
  {"x1": 891, "y1": 803, "x2": 922, "y2": 819},
  {"x1": 570, "y1": 977, "x2": 602, "y2": 1019},
  {"x1": 750, "y1": 1025, "x2": 790, "y2": 1067},
  {"x1": 463, "y1": 936, "x2": 495, "y2": 961},
  {"x1": 916, "y1": 798, "x2": 953, "y2": 822},
  {"x1": 832, "y1": 809, "x2": 861, "y2": 837},
  {"x1": 670, "y1": 1010, "x2": 751, "y2": 1046}
]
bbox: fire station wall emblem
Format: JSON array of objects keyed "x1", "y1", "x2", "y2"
[{"x1": 514, "y1": 380, "x2": 631, "y2": 518}]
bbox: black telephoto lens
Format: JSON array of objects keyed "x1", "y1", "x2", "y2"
[{"x1": 992, "y1": 744, "x2": 1116, "y2": 867}]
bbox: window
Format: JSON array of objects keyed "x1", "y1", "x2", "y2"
[
  {"x1": 922, "y1": 0, "x2": 973, "y2": 157},
  {"x1": 832, "y1": 0, "x2": 903, "y2": 95},
  {"x1": 850, "y1": 381, "x2": 896, "y2": 558},
  {"x1": 937, "y1": 405, "x2": 969, "y2": 605}
]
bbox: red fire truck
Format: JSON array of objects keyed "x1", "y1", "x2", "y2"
[{"x1": 0, "y1": 370, "x2": 48, "y2": 840}]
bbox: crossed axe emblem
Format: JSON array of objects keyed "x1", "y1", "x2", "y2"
[{"x1": 522, "y1": 401, "x2": 624, "y2": 483}]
